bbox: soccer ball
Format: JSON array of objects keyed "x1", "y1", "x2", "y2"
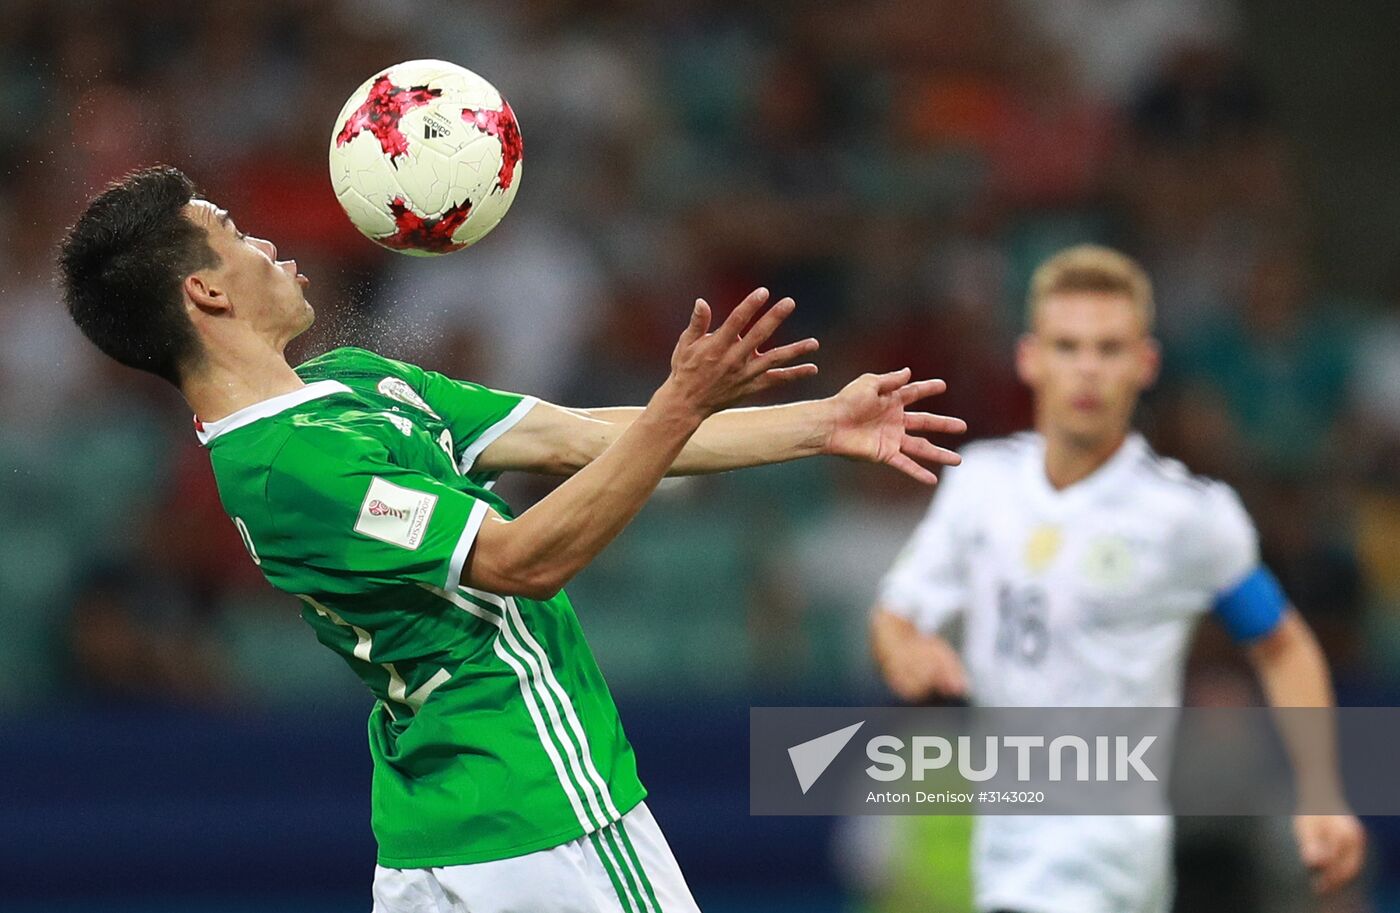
[{"x1": 328, "y1": 59, "x2": 523, "y2": 256}]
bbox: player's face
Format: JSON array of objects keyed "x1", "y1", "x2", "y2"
[
  {"x1": 184, "y1": 200, "x2": 314, "y2": 343},
  {"x1": 1017, "y1": 292, "x2": 1159, "y2": 448}
]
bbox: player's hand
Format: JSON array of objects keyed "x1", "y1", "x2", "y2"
[
  {"x1": 883, "y1": 632, "x2": 968, "y2": 703},
  {"x1": 824, "y1": 368, "x2": 966, "y2": 485},
  {"x1": 661, "y1": 287, "x2": 819, "y2": 418},
  {"x1": 1294, "y1": 814, "x2": 1365, "y2": 893}
]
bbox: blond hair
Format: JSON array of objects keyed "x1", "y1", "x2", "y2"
[{"x1": 1027, "y1": 245, "x2": 1154, "y2": 330}]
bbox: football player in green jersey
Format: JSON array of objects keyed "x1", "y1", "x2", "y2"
[{"x1": 58, "y1": 166, "x2": 966, "y2": 913}]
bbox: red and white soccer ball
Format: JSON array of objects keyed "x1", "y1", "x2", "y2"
[{"x1": 328, "y1": 59, "x2": 523, "y2": 256}]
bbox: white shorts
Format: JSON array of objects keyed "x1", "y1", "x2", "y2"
[{"x1": 371, "y1": 802, "x2": 702, "y2": 913}]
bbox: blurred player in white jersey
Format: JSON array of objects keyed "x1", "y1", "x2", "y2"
[{"x1": 869, "y1": 246, "x2": 1364, "y2": 913}]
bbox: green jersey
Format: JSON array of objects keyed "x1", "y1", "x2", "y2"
[{"x1": 199, "y1": 347, "x2": 645, "y2": 867}]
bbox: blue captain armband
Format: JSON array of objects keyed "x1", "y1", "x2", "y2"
[{"x1": 1213, "y1": 566, "x2": 1287, "y2": 642}]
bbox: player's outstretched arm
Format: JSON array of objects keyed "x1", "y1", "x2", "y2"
[
  {"x1": 870, "y1": 606, "x2": 967, "y2": 703},
  {"x1": 468, "y1": 289, "x2": 809, "y2": 599},
  {"x1": 1247, "y1": 608, "x2": 1366, "y2": 893},
  {"x1": 475, "y1": 291, "x2": 965, "y2": 484}
]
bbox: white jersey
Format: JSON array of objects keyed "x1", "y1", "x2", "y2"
[{"x1": 878, "y1": 432, "x2": 1271, "y2": 913}]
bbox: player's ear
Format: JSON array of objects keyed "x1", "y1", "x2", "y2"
[
  {"x1": 184, "y1": 272, "x2": 229, "y2": 318},
  {"x1": 1137, "y1": 336, "x2": 1161, "y2": 390},
  {"x1": 1015, "y1": 332, "x2": 1039, "y2": 386}
]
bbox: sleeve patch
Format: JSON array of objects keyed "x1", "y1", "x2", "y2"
[{"x1": 355, "y1": 476, "x2": 438, "y2": 550}]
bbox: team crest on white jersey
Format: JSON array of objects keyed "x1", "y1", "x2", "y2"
[
  {"x1": 377, "y1": 376, "x2": 440, "y2": 418},
  {"x1": 1082, "y1": 535, "x2": 1136, "y2": 588}
]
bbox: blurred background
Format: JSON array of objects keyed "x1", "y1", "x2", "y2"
[{"x1": 2, "y1": 0, "x2": 1399, "y2": 910}]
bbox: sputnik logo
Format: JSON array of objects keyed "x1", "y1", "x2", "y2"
[{"x1": 788, "y1": 721, "x2": 865, "y2": 794}]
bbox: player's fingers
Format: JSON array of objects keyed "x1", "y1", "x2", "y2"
[
  {"x1": 895, "y1": 667, "x2": 933, "y2": 702},
  {"x1": 931, "y1": 646, "x2": 968, "y2": 696},
  {"x1": 740, "y1": 296, "x2": 797, "y2": 351},
  {"x1": 681, "y1": 298, "x2": 711, "y2": 344},
  {"x1": 1322, "y1": 827, "x2": 1365, "y2": 892},
  {"x1": 716, "y1": 287, "x2": 770, "y2": 338},
  {"x1": 898, "y1": 378, "x2": 947, "y2": 405},
  {"x1": 1338, "y1": 834, "x2": 1366, "y2": 888},
  {"x1": 1299, "y1": 824, "x2": 1328, "y2": 868},
  {"x1": 1327, "y1": 851, "x2": 1360, "y2": 896},
  {"x1": 902, "y1": 435, "x2": 962, "y2": 467},
  {"x1": 905, "y1": 412, "x2": 968, "y2": 435},
  {"x1": 747, "y1": 363, "x2": 819, "y2": 394},
  {"x1": 1302, "y1": 825, "x2": 1349, "y2": 893},
  {"x1": 941, "y1": 661, "x2": 968, "y2": 696},
  {"x1": 887, "y1": 452, "x2": 940, "y2": 486},
  {"x1": 887, "y1": 662, "x2": 927, "y2": 702},
  {"x1": 1318, "y1": 850, "x2": 1349, "y2": 894},
  {"x1": 754, "y1": 337, "x2": 819, "y2": 371},
  {"x1": 911, "y1": 662, "x2": 949, "y2": 701},
  {"x1": 902, "y1": 677, "x2": 938, "y2": 704},
  {"x1": 874, "y1": 367, "x2": 912, "y2": 394}
]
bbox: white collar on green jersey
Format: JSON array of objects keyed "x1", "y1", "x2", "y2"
[{"x1": 194, "y1": 380, "x2": 350, "y2": 446}]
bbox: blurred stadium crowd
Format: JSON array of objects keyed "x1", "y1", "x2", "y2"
[
  {"x1": 2, "y1": 0, "x2": 1400, "y2": 905},
  {"x1": 4, "y1": 0, "x2": 1397, "y2": 708}
]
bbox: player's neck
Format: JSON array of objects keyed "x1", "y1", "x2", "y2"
[
  {"x1": 182, "y1": 335, "x2": 306, "y2": 423},
  {"x1": 1040, "y1": 428, "x2": 1129, "y2": 491}
]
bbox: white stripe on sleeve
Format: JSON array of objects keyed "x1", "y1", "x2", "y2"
[
  {"x1": 445, "y1": 499, "x2": 491, "y2": 592},
  {"x1": 459, "y1": 396, "x2": 540, "y2": 474}
]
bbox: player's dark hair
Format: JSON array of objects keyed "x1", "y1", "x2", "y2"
[{"x1": 57, "y1": 165, "x2": 218, "y2": 386}]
